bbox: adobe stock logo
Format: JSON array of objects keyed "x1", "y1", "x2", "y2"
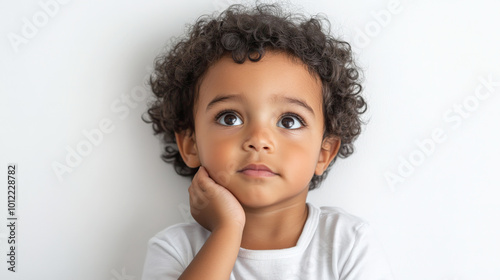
[
  {"x1": 110, "y1": 267, "x2": 134, "y2": 280},
  {"x1": 385, "y1": 74, "x2": 499, "y2": 191},
  {"x1": 353, "y1": 0, "x2": 403, "y2": 49},
  {"x1": 51, "y1": 68, "x2": 151, "y2": 182},
  {"x1": 7, "y1": 0, "x2": 73, "y2": 53}
]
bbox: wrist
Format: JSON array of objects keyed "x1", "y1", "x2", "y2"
[{"x1": 212, "y1": 222, "x2": 245, "y2": 236}]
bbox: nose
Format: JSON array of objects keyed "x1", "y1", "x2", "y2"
[{"x1": 242, "y1": 124, "x2": 275, "y2": 153}]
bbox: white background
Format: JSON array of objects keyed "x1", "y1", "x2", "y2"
[{"x1": 1, "y1": 0, "x2": 499, "y2": 279}]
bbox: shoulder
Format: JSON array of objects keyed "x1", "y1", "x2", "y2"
[
  {"x1": 315, "y1": 205, "x2": 370, "y2": 233},
  {"x1": 310, "y1": 204, "x2": 379, "y2": 253},
  {"x1": 142, "y1": 223, "x2": 210, "y2": 278},
  {"x1": 148, "y1": 222, "x2": 210, "y2": 254},
  {"x1": 154, "y1": 222, "x2": 208, "y2": 238},
  {"x1": 309, "y1": 205, "x2": 394, "y2": 279}
]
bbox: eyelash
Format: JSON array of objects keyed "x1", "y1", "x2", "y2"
[
  {"x1": 214, "y1": 110, "x2": 241, "y2": 123},
  {"x1": 214, "y1": 110, "x2": 307, "y2": 128},
  {"x1": 281, "y1": 112, "x2": 307, "y2": 128}
]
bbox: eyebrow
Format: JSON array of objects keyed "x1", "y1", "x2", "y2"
[
  {"x1": 273, "y1": 95, "x2": 315, "y2": 116},
  {"x1": 205, "y1": 93, "x2": 315, "y2": 116},
  {"x1": 206, "y1": 94, "x2": 243, "y2": 112}
]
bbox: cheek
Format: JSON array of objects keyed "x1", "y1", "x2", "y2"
[
  {"x1": 280, "y1": 140, "x2": 320, "y2": 182},
  {"x1": 197, "y1": 134, "x2": 239, "y2": 186}
]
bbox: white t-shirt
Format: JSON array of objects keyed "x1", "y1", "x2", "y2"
[{"x1": 142, "y1": 203, "x2": 394, "y2": 279}]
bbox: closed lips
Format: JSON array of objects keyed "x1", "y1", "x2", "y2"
[{"x1": 239, "y1": 164, "x2": 277, "y2": 177}]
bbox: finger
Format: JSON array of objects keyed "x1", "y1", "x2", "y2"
[
  {"x1": 189, "y1": 181, "x2": 210, "y2": 211},
  {"x1": 189, "y1": 184, "x2": 205, "y2": 209},
  {"x1": 188, "y1": 185, "x2": 197, "y2": 206},
  {"x1": 193, "y1": 166, "x2": 212, "y2": 192},
  {"x1": 198, "y1": 166, "x2": 219, "y2": 185},
  {"x1": 196, "y1": 167, "x2": 220, "y2": 197}
]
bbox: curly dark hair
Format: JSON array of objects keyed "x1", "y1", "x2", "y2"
[{"x1": 143, "y1": 3, "x2": 367, "y2": 190}]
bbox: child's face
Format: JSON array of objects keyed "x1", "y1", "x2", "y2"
[{"x1": 179, "y1": 51, "x2": 339, "y2": 209}]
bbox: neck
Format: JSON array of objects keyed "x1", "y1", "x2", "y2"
[{"x1": 240, "y1": 199, "x2": 309, "y2": 250}]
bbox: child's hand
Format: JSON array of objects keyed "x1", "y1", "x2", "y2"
[{"x1": 189, "y1": 166, "x2": 246, "y2": 232}]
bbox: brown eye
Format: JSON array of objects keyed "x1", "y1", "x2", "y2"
[
  {"x1": 217, "y1": 112, "x2": 242, "y2": 126},
  {"x1": 224, "y1": 114, "x2": 237, "y2": 125},
  {"x1": 277, "y1": 115, "x2": 303, "y2": 129},
  {"x1": 281, "y1": 117, "x2": 294, "y2": 128}
]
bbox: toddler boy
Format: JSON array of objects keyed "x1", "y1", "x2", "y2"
[{"x1": 142, "y1": 3, "x2": 393, "y2": 279}]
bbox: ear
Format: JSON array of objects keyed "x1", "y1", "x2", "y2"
[
  {"x1": 175, "y1": 130, "x2": 201, "y2": 168},
  {"x1": 315, "y1": 136, "x2": 341, "y2": 176}
]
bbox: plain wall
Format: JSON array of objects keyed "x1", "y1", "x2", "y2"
[{"x1": 1, "y1": 0, "x2": 499, "y2": 279}]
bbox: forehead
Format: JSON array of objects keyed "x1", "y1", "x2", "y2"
[{"x1": 196, "y1": 51, "x2": 323, "y2": 112}]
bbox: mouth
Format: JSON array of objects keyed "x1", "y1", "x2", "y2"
[{"x1": 238, "y1": 164, "x2": 277, "y2": 178}]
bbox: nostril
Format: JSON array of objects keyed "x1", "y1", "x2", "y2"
[{"x1": 244, "y1": 141, "x2": 272, "y2": 152}]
